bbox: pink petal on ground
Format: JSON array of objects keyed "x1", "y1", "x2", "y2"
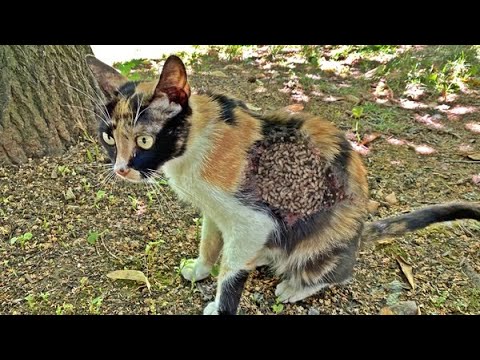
[
  {"x1": 345, "y1": 131, "x2": 357, "y2": 141},
  {"x1": 414, "y1": 113, "x2": 444, "y2": 129},
  {"x1": 414, "y1": 145, "x2": 436, "y2": 155},
  {"x1": 399, "y1": 99, "x2": 428, "y2": 110},
  {"x1": 387, "y1": 137, "x2": 406, "y2": 146},
  {"x1": 448, "y1": 105, "x2": 477, "y2": 115},
  {"x1": 349, "y1": 141, "x2": 370, "y2": 156},
  {"x1": 435, "y1": 104, "x2": 451, "y2": 111},
  {"x1": 458, "y1": 144, "x2": 475, "y2": 153},
  {"x1": 472, "y1": 175, "x2": 480, "y2": 185},
  {"x1": 465, "y1": 122, "x2": 480, "y2": 134},
  {"x1": 135, "y1": 202, "x2": 147, "y2": 216}
]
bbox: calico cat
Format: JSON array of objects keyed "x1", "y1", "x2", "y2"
[{"x1": 86, "y1": 54, "x2": 480, "y2": 315}]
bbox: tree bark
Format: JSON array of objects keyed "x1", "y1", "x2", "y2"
[{"x1": 0, "y1": 45, "x2": 102, "y2": 164}]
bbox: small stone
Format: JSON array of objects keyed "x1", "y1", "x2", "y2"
[
  {"x1": 385, "y1": 192, "x2": 398, "y2": 205},
  {"x1": 308, "y1": 307, "x2": 320, "y2": 315}
]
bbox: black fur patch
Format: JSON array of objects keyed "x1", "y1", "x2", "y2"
[
  {"x1": 218, "y1": 270, "x2": 250, "y2": 315},
  {"x1": 209, "y1": 93, "x2": 248, "y2": 124},
  {"x1": 269, "y1": 206, "x2": 362, "y2": 254},
  {"x1": 373, "y1": 203, "x2": 480, "y2": 235},
  {"x1": 302, "y1": 228, "x2": 362, "y2": 287},
  {"x1": 116, "y1": 81, "x2": 139, "y2": 98},
  {"x1": 130, "y1": 107, "x2": 192, "y2": 177},
  {"x1": 332, "y1": 135, "x2": 352, "y2": 171}
]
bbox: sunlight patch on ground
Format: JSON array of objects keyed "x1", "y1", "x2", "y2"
[{"x1": 90, "y1": 45, "x2": 195, "y2": 65}]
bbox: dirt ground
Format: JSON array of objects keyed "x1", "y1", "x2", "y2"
[{"x1": 1, "y1": 46, "x2": 479, "y2": 315}]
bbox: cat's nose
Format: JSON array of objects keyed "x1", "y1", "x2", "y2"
[{"x1": 116, "y1": 167, "x2": 130, "y2": 176}]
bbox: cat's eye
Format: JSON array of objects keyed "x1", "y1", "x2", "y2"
[
  {"x1": 102, "y1": 132, "x2": 115, "y2": 146},
  {"x1": 136, "y1": 135, "x2": 154, "y2": 150}
]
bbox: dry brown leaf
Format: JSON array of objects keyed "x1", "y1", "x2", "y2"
[
  {"x1": 367, "y1": 200, "x2": 380, "y2": 214},
  {"x1": 210, "y1": 70, "x2": 228, "y2": 78},
  {"x1": 379, "y1": 307, "x2": 395, "y2": 315},
  {"x1": 385, "y1": 192, "x2": 398, "y2": 205},
  {"x1": 107, "y1": 270, "x2": 151, "y2": 292},
  {"x1": 361, "y1": 133, "x2": 381, "y2": 146},
  {"x1": 246, "y1": 103, "x2": 262, "y2": 111},
  {"x1": 284, "y1": 104, "x2": 304, "y2": 113},
  {"x1": 396, "y1": 256, "x2": 415, "y2": 290},
  {"x1": 467, "y1": 153, "x2": 480, "y2": 161},
  {"x1": 377, "y1": 238, "x2": 394, "y2": 245},
  {"x1": 345, "y1": 94, "x2": 361, "y2": 104}
]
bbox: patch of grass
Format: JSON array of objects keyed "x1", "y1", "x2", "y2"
[
  {"x1": 56, "y1": 303, "x2": 74, "y2": 315},
  {"x1": 357, "y1": 102, "x2": 407, "y2": 134},
  {"x1": 86, "y1": 230, "x2": 107, "y2": 245},
  {"x1": 25, "y1": 294, "x2": 36, "y2": 309},
  {"x1": 10, "y1": 232, "x2": 33, "y2": 247},
  {"x1": 272, "y1": 298, "x2": 284, "y2": 314},
  {"x1": 89, "y1": 295, "x2": 103, "y2": 314},
  {"x1": 379, "y1": 45, "x2": 480, "y2": 99},
  {"x1": 113, "y1": 58, "x2": 156, "y2": 81}
]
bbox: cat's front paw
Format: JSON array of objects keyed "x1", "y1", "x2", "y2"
[
  {"x1": 180, "y1": 258, "x2": 211, "y2": 282},
  {"x1": 203, "y1": 301, "x2": 219, "y2": 315}
]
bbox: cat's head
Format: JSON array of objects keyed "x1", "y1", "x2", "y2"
[{"x1": 86, "y1": 55, "x2": 191, "y2": 183}]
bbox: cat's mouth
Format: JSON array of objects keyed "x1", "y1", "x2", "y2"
[{"x1": 114, "y1": 168, "x2": 143, "y2": 183}]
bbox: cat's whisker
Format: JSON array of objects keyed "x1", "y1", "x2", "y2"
[
  {"x1": 62, "y1": 104, "x2": 110, "y2": 127},
  {"x1": 145, "y1": 172, "x2": 178, "y2": 220},
  {"x1": 59, "y1": 79, "x2": 111, "y2": 123},
  {"x1": 147, "y1": 171, "x2": 178, "y2": 207},
  {"x1": 133, "y1": 94, "x2": 144, "y2": 127}
]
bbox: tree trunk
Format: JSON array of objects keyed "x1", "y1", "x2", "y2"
[{"x1": 0, "y1": 45, "x2": 103, "y2": 164}]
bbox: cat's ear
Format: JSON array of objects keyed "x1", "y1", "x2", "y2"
[
  {"x1": 86, "y1": 55, "x2": 129, "y2": 99},
  {"x1": 154, "y1": 55, "x2": 191, "y2": 108}
]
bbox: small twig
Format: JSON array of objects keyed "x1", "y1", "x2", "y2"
[
  {"x1": 100, "y1": 236, "x2": 122, "y2": 262},
  {"x1": 449, "y1": 177, "x2": 470, "y2": 186},
  {"x1": 443, "y1": 160, "x2": 480, "y2": 164}
]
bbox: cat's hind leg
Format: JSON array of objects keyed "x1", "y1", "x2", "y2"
[
  {"x1": 181, "y1": 216, "x2": 223, "y2": 282},
  {"x1": 276, "y1": 235, "x2": 359, "y2": 304}
]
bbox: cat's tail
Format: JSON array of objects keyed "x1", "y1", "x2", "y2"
[{"x1": 362, "y1": 202, "x2": 480, "y2": 243}]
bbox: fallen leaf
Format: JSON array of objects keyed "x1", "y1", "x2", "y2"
[
  {"x1": 360, "y1": 133, "x2": 380, "y2": 146},
  {"x1": 413, "y1": 144, "x2": 436, "y2": 155},
  {"x1": 467, "y1": 153, "x2": 480, "y2": 161},
  {"x1": 345, "y1": 94, "x2": 360, "y2": 104},
  {"x1": 210, "y1": 70, "x2": 228, "y2": 78},
  {"x1": 107, "y1": 270, "x2": 151, "y2": 292},
  {"x1": 283, "y1": 104, "x2": 304, "y2": 113},
  {"x1": 379, "y1": 307, "x2": 395, "y2": 315},
  {"x1": 385, "y1": 192, "x2": 398, "y2": 205},
  {"x1": 377, "y1": 238, "x2": 394, "y2": 245},
  {"x1": 396, "y1": 256, "x2": 415, "y2": 290},
  {"x1": 367, "y1": 200, "x2": 380, "y2": 214},
  {"x1": 465, "y1": 122, "x2": 480, "y2": 134},
  {"x1": 51, "y1": 168, "x2": 58, "y2": 179},
  {"x1": 223, "y1": 64, "x2": 241, "y2": 71},
  {"x1": 246, "y1": 103, "x2": 262, "y2": 111}
]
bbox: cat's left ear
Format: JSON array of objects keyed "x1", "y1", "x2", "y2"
[
  {"x1": 86, "y1": 55, "x2": 129, "y2": 99},
  {"x1": 154, "y1": 55, "x2": 191, "y2": 108}
]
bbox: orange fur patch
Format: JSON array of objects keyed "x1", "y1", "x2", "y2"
[
  {"x1": 300, "y1": 116, "x2": 343, "y2": 163},
  {"x1": 199, "y1": 109, "x2": 263, "y2": 193},
  {"x1": 348, "y1": 152, "x2": 369, "y2": 197}
]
